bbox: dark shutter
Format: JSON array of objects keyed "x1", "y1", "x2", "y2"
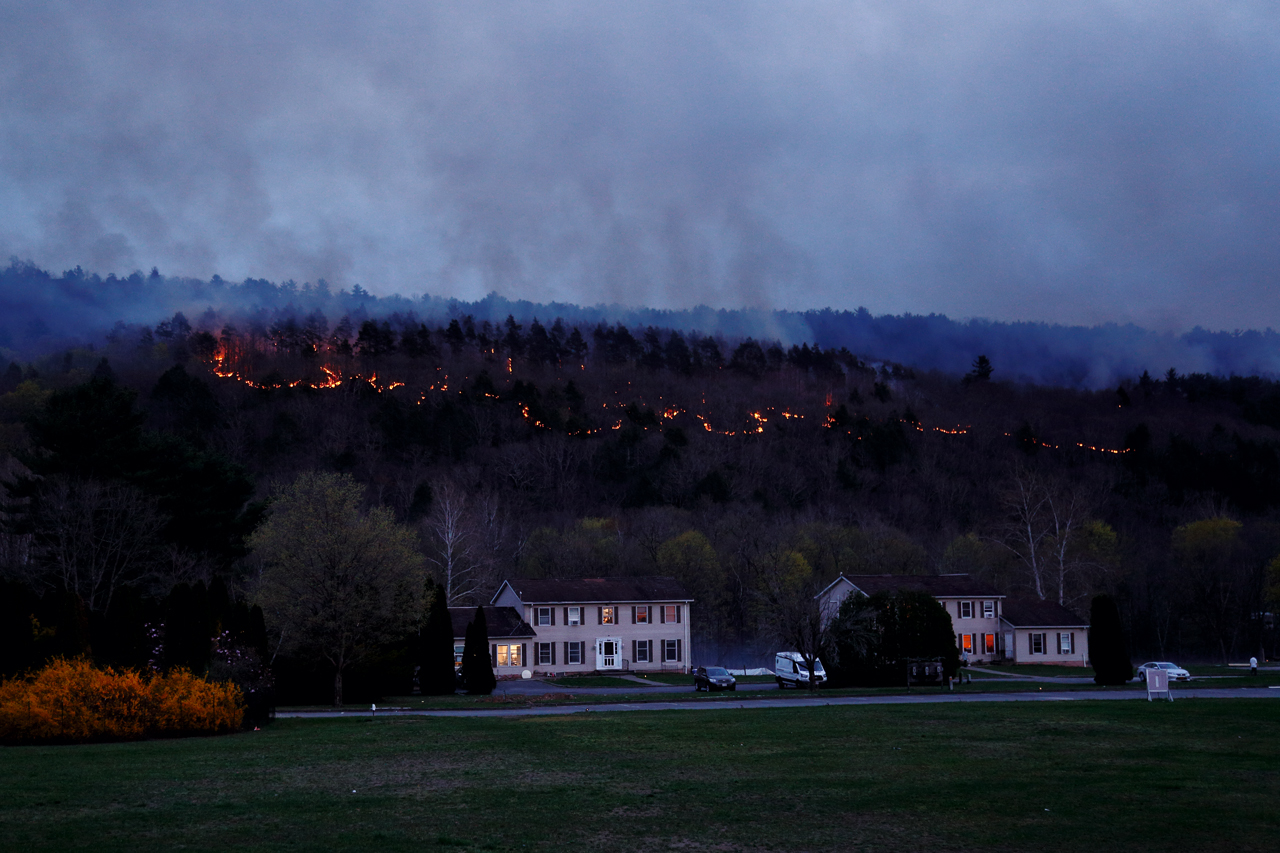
[
  {"x1": 659, "y1": 606, "x2": 666, "y2": 624},
  {"x1": 552, "y1": 643, "x2": 556, "y2": 665},
  {"x1": 646, "y1": 605, "x2": 652, "y2": 623},
  {"x1": 631, "y1": 606, "x2": 636, "y2": 624},
  {"x1": 564, "y1": 641, "x2": 569, "y2": 665},
  {"x1": 551, "y1": 608, "x2": 555, "y2": 626},
  {"x1": 521, "y1": 644, "x2": 527, "y2": 667},
  {"x1": 491, "y1": 644, "x2": 497, "y2": 667},
  {"x1": 597, "y1": 606, "x2": 603, "y2": 624},
  {"x1": 632, "y1": 639, "x2": 636, "y2": 661},
  {"x1": 676, "y1": 605, "x2": 682, "y2": 624},
  {"x1": 564, "y1": 607, "x2": 569, "y2": 625},
  {"x1": 676, "y1": 639, "x2": 682, "y2": 662}
]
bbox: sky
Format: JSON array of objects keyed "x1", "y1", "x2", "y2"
[{"x1": 3, "y1": 1, "x2": 1280, "y2": 331}]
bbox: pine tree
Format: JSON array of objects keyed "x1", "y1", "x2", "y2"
[
  {"x1": 1089, "y1": 594, "x2": 1132, "y2": 685},
  {"x1": 420, "y1": 581, "x2": 458, "y2": 695},
  {"x1": 460, "y1": 606, "x2": 495, "y2": 695}
]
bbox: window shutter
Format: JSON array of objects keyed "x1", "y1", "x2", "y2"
[
  {"x1": 676, "y1": 605, "x2": 681, "y2": 624},
  {"x1": 491, "y1": 644, "x2": 497, "y2": 667},
  {"x1": 521, "y1": 644, "x2": 527, "y2": 667},
  {"x1": 631, "y1": 606, "x2": 636, "y2": 624},
  {"x1": 551, "y1": 608, "x2": 555, "y2": 626},
  {"x1": 646, "y1": 605, "x2": 652, "y2": 623},
  {"x1": 660, "y1": 606, "x2": 666, "y2": 624},
  {"x1": 597, "y1": 606, "x2": 602, "y2": 624},
  {"x1": 563, "y1": 641, "x2": 569, "y2": 665},
  {"x1": 552, "y1": 643, "x2": 556, "y2": 665},
  {"x1": 632, "y1": 639, "x2": 636, "y2": 661},
  {"x1": 676, "y1": 639, "x2": 682, "y2": 662}
]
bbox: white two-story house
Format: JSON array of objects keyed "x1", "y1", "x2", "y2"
[
  {"x1": 490, "y1": 576, "x2": 693, "y2": 676},
  {"x1": 816, "y1": 573, "x2": 1007, "y2": 663}
]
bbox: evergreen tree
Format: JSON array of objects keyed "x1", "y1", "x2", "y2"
[
  {"x1": 460, "y1": 606, "x2": 495, "y2": 695},
  {"x1": 419, "y1": 581, "x2": 458, "y2": 695},
  {"x1": 1089, "y1": 594, "x2": 1132, "y2": 685}
]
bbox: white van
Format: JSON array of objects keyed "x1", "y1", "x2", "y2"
[{"x1": 774, "y1": 652, "x2": 827, "y2": 688}]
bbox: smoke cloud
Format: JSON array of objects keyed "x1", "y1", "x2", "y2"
[{"x1": 3, "y1": 2, "x2": 1280, "y2": 331}]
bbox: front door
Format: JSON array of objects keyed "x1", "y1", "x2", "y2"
[{"x1": 596, "y1": 637, "x2": 622, "y2": 669}]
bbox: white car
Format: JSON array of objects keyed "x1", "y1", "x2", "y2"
[{"x1": 1136, "y1": 661, "x2": 1191, "y2": 683}]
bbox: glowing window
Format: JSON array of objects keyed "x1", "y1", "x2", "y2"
[
  {"x1": 496, "y1": 644, "x2": 522, "y2": 667},
  {"x1": 602, "y1": 606, "x2": 616, "y2": 625},
  {"x1": 636, "y1": 606, "x2": 650, "y2": 624},
  {"x1": 961, "y1": 634, "x2": 973, "y2": 654},
  {"x1": 984, "y1": 634, "x2": 995, "y2": 654},
  {"x1": 663, "y1": 605, "x2": 679, "y2": 623}
]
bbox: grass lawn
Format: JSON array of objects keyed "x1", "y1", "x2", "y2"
[
  {"x1": 3, "y1": 699, "x2": 1279, "y2": 852},
  {"x1": 980, "y1": 663, "x2": 1095, "y2": 677}
]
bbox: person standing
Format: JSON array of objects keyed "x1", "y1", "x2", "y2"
[{"x1": 1250, "y1": 656, "x2": 1258, "y2": 676}]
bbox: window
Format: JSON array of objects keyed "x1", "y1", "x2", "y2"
[
  {"x1": 536, "y1": 607, "x2": 553, "y2": 627},
  {"x1": 662, "y1": 639, "x2": 682, "y2": 663},
  {"x1": 565, "y1": 641, "x2": 583, "y2": 665},
  {"x1": 1030, "y1": 633, "x2": 1046, "y2": 655},
  {"x1": 601, "y1": 606, "x2": 616, "y2": 625},
  {"x1": 982, "y1": 601, "x2": 994, "y2": 619},
  {"x1": 661, "y1": 605, "x2": 680, "y2": 624},
  {"x1": 453, "y1": 644, "x2": 465, "y2": 669},
  {"x1": 634, "y1": 639, "x2": 652, "y2": 663},
  {"x1": 496, "y1": 644, "x2": 522, "y2": 667},
  {"x1": 984, "y1": 633, "x2": 996, "y2": 655},
  {"x1": 960, "y1": 634, "x2": 973, "y2": 654},
  {"x1": 960, "y1": 601, "x2": 973, "y2": 619},
  {"x1": 537, "y1": 642, "x2": 555, "y2": 666},
  {"x1": 567, "y1": 606, "x2": 581, "y2": 626},
  {"x1": 634, "y1": 605, "x2": 650, "y2": 624},
  {"x1": 1058, "y1": 632, "x2": 1075, "y2": 655}
]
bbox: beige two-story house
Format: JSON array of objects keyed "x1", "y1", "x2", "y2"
[
  {"x1": 817, "y1": 573, "x2": 1007, "y2": 663},
  {"x1": 491, "y1": 576, "x2": 693, "y2": 675}
]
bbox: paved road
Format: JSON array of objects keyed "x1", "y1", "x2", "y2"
[{"x1": 278, "y1": 684, "x2": 1280, "y2": 719}]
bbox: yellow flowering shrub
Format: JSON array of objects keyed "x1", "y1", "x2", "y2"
[{"x1": 0, "y1": 658, "x2": 244, "y2": 745}]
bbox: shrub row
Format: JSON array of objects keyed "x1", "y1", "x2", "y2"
[{"x1": 0, "y1": 657, "x2": 245, "y2": 745}]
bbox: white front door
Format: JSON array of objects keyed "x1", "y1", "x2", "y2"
[{"x1": 596, "y1": 637, "x2": 622, "y2": 669}]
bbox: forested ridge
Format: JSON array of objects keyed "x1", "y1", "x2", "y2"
[{"x1": 3, "y1": 285, "x2": 1280, "y2": 701}]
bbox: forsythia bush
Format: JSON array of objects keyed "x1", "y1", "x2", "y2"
[{"x1": 0, "y1": 658, "x2": 245, "y2": 745}]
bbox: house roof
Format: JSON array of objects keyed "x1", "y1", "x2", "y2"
[
  {"x1": 820, "y1": 573, "x2": 1004, "y2": 600},
  {"x1": 449, "y1": 606, "x2": 536, "y2": 640},
  {"x1": 493, "y1": 576, "x2": 691, "y2": 605},
  {"x1": 1000, "y1": 598, "x2": 1087, "y2": 628}
]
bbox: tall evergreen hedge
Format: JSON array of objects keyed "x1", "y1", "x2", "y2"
[
  {"x1": 1090, "y1": 594, "x2": 1133, "y2": 685},
  {"x1": 419, "y1": 583, "x2": 457, "y2": 695},
  {"x1": 460, "y1": 606, "x2": 495, "y2": 695}
]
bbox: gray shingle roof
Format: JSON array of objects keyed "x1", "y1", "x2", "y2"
[
  {"x1": 1000, "y1": 598, "x2": 1087, "y2": 628},
  {"x1": 498, "y1": 576, "x2": 691, "y2": 604},
  {"x1": 837, "y1": 573, "x2": 1004, "y2": 599},
  {"x1": 449, "y1": 606, "x2": 536, "y2": 640}
]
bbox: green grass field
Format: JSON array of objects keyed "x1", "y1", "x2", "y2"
[{"x1": 3, "y1": 699, "x2": 1278, "y2": 852}]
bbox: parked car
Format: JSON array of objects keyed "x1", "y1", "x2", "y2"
[
  {"x1": 693, "y1": 666, "x2": 737, "y2": 692},
  {"x1": 774, "y1": 652, "x2": 826, "y2": 688},
  {"x1": 1135, "y1": 661, "x2": 1191, "y2": 683}
]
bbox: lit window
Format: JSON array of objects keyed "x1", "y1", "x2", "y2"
[
  {"x1": 453, "y1": 645, "x2": 464, "y2": 668},
  {"x1": 982, "y1": 601, "x2": 994, "y2": 619},
  {"x1": 961, "y1": 634, "x2": 973, "y2": 654},
  {"x1": 496, "y1": 644, "x2": 522, "y2": 667},
  {"x1": 984, "y1": 634, "x2": 995, "y2": 654},
  {"x1": 536, "y1": 607, "x2": 552, "y2": 626},
  {"x1": 663, "y1": 605, "x2": 679, "y2": 623},
  {"x1": 960, "y1": 601, "x2": 973, "y2": 619},
  {"x1": 602, "y1": 606, "x2": 616, "y2": 624},
  {"x1": 636, "y1": 606, "x2": 650, "y2": 624},
  {"x1": 567, "y1": 607, "x2": 581, "y2": 626}
]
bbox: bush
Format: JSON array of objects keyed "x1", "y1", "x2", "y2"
[
  {"x1": 0, "y1": 658, "x2": 244, "y2": 745},
  {"x1": 1090, "y1": 594, "x2": 1133, "y2": 686}
]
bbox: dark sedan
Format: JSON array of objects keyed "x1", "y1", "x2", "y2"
[{"x1": 693, "y1": 666, "x2": 737, "y2": 691}]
